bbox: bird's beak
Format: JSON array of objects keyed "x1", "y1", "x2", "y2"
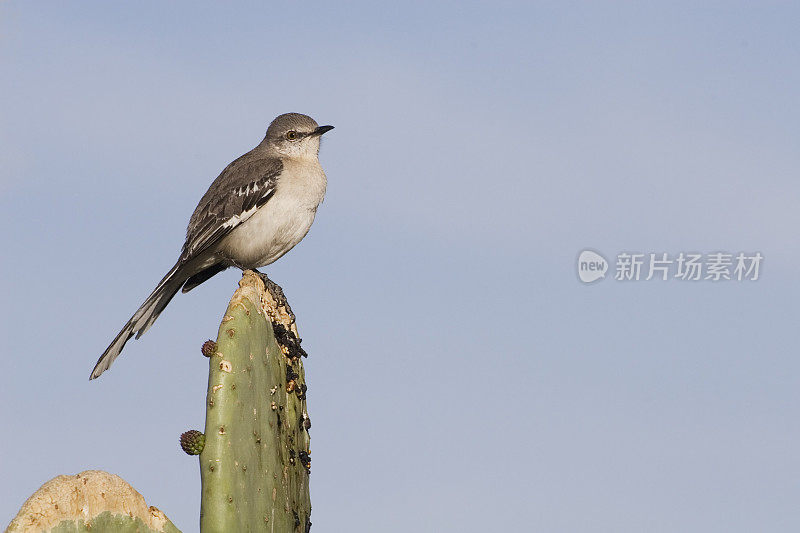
[{"x1": 310, "y1": 125, "x2": 334, "y2": 137}]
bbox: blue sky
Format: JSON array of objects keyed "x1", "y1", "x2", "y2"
[{"x1": 2, "y1": 2, "x2": 799, "y2": 531}]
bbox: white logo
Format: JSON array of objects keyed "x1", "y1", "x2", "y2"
[
  {"x1": 577, "y1": 250, "x2": 608, "y2": 283},
  {"x1": 576, "y1": 249, "x2": 763, "y2": 283}
]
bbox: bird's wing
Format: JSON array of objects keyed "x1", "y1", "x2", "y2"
[{"x1": 183, "y1": 156, "x2": 283, "y2": 259}]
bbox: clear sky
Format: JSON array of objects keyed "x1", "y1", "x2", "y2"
[{"x1": 1, "y1": 2, "x2": 799, "y2": 531}]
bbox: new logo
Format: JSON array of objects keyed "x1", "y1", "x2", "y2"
[{"x1": 577, "y1": 250, "x2": 608, "y2": 283}]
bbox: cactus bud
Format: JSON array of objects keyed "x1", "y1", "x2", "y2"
[
  {"x1": 201, "y1": 340, "x2": 217, "y2": 357},
  {"x1": 180, "y1": 430, "x2": 206, "y2": 455}
]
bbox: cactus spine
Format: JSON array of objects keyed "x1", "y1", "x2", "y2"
[{"x1": 198, "y1": 271, "x2": 311, "y2": 532}]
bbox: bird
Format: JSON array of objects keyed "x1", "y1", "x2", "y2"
[{"x1": 90, "y1": 113, "x2": 333, "y2": 380}]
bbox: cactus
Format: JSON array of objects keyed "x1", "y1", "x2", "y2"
[
  {"x1": 197, "y1": 271, "x2": 311, "y2": 532},
  {"x1": 6, "y1": 272, "x2": 311, "y2": 532},
  {"x1": 5, "y1": 470, "x2": 179, "y2": 533}
]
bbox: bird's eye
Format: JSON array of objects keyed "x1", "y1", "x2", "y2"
[{"x1": 285, "y1": 130, "x2": 299, "y2": 141}]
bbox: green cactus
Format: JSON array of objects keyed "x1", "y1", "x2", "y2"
[
  {"x1": 198, "y1": 271, "x2": 311, "y2": 532},
  {"x1": 6, "y1": 272, "x2": 311, "y2": 532},
  {"x1": 5, "y1": 470, "x2": 179, "y2": 533}
]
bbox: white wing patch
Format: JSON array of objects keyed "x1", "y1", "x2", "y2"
[
  {"x1": 222, "y1": 203, "x2": 260, "y2": 229},
  {"x1": 235, "y1": 182, "x2": 261, "y2": 197}
]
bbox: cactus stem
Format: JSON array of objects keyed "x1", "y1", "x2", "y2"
[{"x1": 199, "y1": 271, "x2": 310, "y2": 531}]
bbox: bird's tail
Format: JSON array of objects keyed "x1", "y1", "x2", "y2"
[{"x1": 89, "y1": 260, "x2": 188, "y2": 380}]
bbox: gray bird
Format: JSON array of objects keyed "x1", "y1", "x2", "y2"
[{"x1": 90, "y1": 113, "x2": 333, "y2": 379}]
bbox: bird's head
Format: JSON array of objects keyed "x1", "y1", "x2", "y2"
[{"x1": 263, "y1": 113, "x2": 334, "y2": 158}]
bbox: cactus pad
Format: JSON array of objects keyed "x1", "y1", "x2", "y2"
[{"x1": 198, "y1": 271, "x2": 311, "y2": 532}]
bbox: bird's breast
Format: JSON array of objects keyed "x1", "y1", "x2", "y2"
[{"x1": 220, "y1": 160, "x2": 326, "y2": 268}]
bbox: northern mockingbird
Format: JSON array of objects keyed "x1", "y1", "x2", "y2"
[{"x1": 90, "y1": 113, "x2": 333, "y2": 380}]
